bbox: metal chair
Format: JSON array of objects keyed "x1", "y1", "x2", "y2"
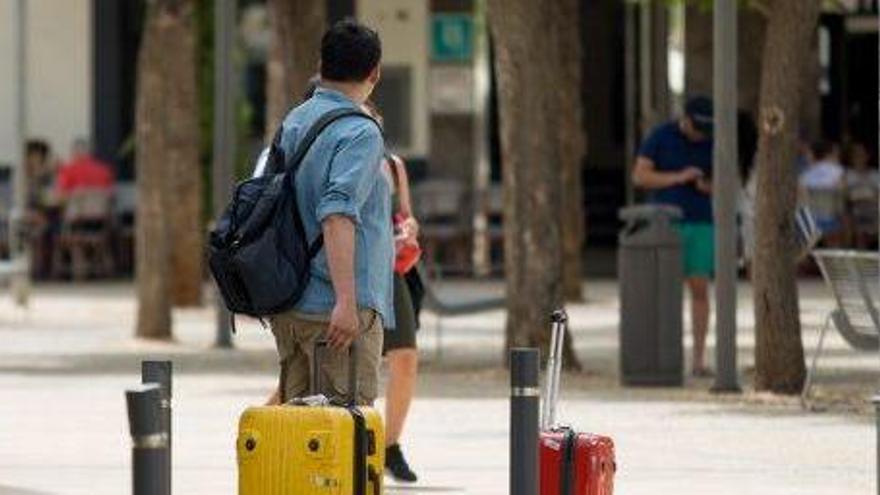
[
  {"x1": 802, "y1": 187, "x2": 846, "y2": 244},
  {"x1": 113, "y1": 183, "x2": 137, "y2": 274},
  {"x1": 794, "y1": 204, "x2": 822, "y2": 259},
  {"x1": 413, "y1": 179, "x2": 472, "y2": 274},
  {"x1": 53, "y1": 188, "x2": 115, "y2": 280},
  {"x1": 802, "y1": 249, "x2": 880, "y2": 406}
]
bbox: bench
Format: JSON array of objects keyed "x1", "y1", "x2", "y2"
[{"x1": 802, "y1": 249, "x2": 879, "y2": 406}]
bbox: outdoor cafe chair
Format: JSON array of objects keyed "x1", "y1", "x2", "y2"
[
  {"x1": 52, "y1": 188, "x2": 115, "y2": 281},
  {"x1": 801, "y1": 249, "x2": 880, "y2": 407},
  {"x1": 413, "y1": 179, "x2": 472, "y2": 274}
]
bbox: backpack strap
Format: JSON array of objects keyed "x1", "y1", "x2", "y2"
[
  {"x1": 386, "y1": 152, "x2": 401, "y2": 192},
  {"x1": 263, "y1": 125, "x2": 286, "y2": 175},
  {"x1": 277, "y1": 107, "x2": 381, "y2": 258},
  {"x1": 265, "y1": 107, "x2": 379, "y2": 175}
]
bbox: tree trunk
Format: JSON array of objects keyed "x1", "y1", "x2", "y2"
[
  {"x1": 553, "y1": 0, "x2": 587, "y2": 304},
  {"x1": 166, "y1": 0, "x2": 203, "y2": 307},
  {"x1": 136, "y1": 0, "x2": 193, "y2": 339},
  {"x1": 488, "y1": 0, "x2": 580, "y2": 369},
  {"x1": 265, "y1": 0, "x2": 325, "y2": 136},
  {"x1": 752, "y1": 0, "x2": 821, "y2": 394}
]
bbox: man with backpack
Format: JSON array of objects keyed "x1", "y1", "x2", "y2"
[{"x1": 264, "y1": 20, "x2": 391, "y2": 406}]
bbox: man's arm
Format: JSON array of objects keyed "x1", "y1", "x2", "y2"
[
  {"x1": 323, "y1": 214, "x2": 359, "y2": 350},
  {"x1": 632, "y1": 156, "x2": 703, "y2": 190}
]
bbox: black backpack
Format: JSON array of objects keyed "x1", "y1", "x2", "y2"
[{"x1": 208, "y1": 107, "x2": 376, "y2": 319}]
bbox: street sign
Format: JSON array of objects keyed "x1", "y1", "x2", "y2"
[
  {"x1": 430, "y1": 66, "x2": 474, "y2": 113},
  {"x1": 431, "y1": 14, "x2": 474, "y2": 62}
]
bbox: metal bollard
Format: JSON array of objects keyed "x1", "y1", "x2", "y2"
[
  {"x1": 142, "y1": 360, "x2": 172, "y2": 494},
  {"x1": 126, "y1": 384, "x2": 170, "y2": 495},
  {"x1": 510, "y1": 348, "x2": 540, "y2": 495}
]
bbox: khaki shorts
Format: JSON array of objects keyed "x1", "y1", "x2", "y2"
[{"x1": 270, "y1": 309, "x2": 383, "y2": 406}]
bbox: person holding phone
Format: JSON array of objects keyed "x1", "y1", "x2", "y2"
[{"x1": 632, "y1": 96, "x2": 715, "y2": 377}]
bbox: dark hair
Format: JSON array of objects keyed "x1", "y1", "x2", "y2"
[
  {"x1": 685, "y1": 96, "x2": 714, "y2": 135},
  {"x1": 320, "y1": 19, "x2": 381, "y2": 83},
  {"x1": 25, "y1": 139, "x2": 49, "y2": 159},
  {"x1": 810, "y1": 140, "x2": 834, "y2": 161}
]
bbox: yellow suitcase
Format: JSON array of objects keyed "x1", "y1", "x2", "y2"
[{"x1": 237, "y1": 342, "x2": 384, "y2": 494}]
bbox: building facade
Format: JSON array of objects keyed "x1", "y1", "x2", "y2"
[{"x1": 0, "y1": 0, "x2": 875, "y2": 259}]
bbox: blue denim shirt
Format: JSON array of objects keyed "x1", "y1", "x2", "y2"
[{"x1": 275, "y1": 88, "x2": 394, "y2": 328}]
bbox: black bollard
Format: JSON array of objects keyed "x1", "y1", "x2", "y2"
[
  {"x1": 126, "y1": 384, "x2": 170, "y2": 495},
  {"x1": 510, "y1": 348, "x2": 540, "y2": 495},
  {"x1": 142, "y1": 360, "x2": 172, "y2": 494}
]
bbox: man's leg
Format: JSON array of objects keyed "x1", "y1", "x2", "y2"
[
  {"x1": 353, "y1": 311, "x2": 383, "y2": 405},
  {"x1": 270, "y1": 311, "x2": 311, "y2": 402},
  {"x1": 317, "y1": 310, "x2": 383, "y2": 405},
  {"x1": 688, "y1": 276, "x2": 710, "y2": 374},
  {"x1": 679, "y1": 222, "x2": 714, "y2": 376}
]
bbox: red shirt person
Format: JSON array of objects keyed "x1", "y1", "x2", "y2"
[{"x1": 56, "y1": 139, "x2": 114, "y2": 196}]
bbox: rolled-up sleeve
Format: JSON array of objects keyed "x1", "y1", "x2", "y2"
[
  {"x1": 637, "y1": 126, "x2": 663, "y2": 162},
  {"x1": 316, "y1": 123, "x2": 384, "y2": 224}
]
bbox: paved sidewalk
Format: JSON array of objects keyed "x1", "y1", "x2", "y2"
[
  {"x1": 0, "y1": 373, "x2": 872, "y2": 494},
  {"x1": 0, "y1": 279, "x2": 873, "y2": 401},
  {"x1": 0, "y1": 279, "x2": 875, "y2": 494}
]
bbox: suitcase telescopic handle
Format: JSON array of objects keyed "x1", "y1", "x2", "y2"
[
  {"x1": 542, "y1": 309, "x2": 567, "y2": 430},
  {"x1": 312, "y1": 340, "x2": 358, "y2": 407},
  {"x1": 551, "y1": 310, "x2": 568, "y2": 325}
]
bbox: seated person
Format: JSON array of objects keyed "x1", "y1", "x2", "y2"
[
  {"x1": 799, "y1": 140, "x2": 845, "y2": 241},
  {"x1": 55, "y1": 139, "x2": 115, "y2": 232},
  {"x1": 56, "y1": 138, "x2": 114, "y2": 197},
  {"x1": 845, "y1": 142, "x2": 879, "y2": 248},
  {"x1": 25, "y1": 139, "x2": 57, "y2": 208},
  {"x1": 24, "y1": 139, "x2": 60, "y2": 279}
]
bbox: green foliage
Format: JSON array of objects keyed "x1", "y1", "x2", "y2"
[
  {"x1": 195, "y1": 0, "x2": 259, "y2": 215},
  {"x1": 195, "y1": 0, "x2": 215, "y2": 219}
]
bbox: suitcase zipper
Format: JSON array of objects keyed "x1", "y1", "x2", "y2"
[
  {"x1": 559, "y1": 428, "x2": 576, "y2": 495},
  {"x1": 349, "y1": 408, "x2": 368, "y2": 495}
]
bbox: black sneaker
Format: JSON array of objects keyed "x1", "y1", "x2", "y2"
[{"x1": 385, "y1": 443, "x2": 418, "y2": 483}]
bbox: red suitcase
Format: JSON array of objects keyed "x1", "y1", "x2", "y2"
[{"x1": 539, "y1": 310, "x2": 616, "y2": 495}]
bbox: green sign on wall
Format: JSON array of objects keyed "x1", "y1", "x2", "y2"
[{"x1": 431, "y1": 14, "x2": 474, "y2": 62}]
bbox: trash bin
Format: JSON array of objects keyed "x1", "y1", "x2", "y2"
[{"x1": 618, "y1": 204, "x2": 684, "y2": 386}]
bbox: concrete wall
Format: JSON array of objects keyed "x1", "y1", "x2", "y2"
[
  {"x1": 26, "y1": 0, "x2": 92, "y2": 161},
  {"x1": 0, "y1": 0, "x2": 18, "y2": 167},
  {"x1": 357, "y1": 0, "x2": 430, "y2": 158},
  {"x1": 0, "y1": 0, "x2": 92, "y2": 168}
]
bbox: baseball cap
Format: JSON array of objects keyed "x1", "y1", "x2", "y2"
[{"x1": 685, "y1": 96, "x2": 714, "y2": 135}]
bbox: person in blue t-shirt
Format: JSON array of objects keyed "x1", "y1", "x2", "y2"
[{"x1": 632, "y1": 96, "x2": 715, "y2": 377}]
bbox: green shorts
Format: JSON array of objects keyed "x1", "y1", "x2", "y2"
[{"x1": 675, "y1": 222, "x2": 715, "y2": 278}]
